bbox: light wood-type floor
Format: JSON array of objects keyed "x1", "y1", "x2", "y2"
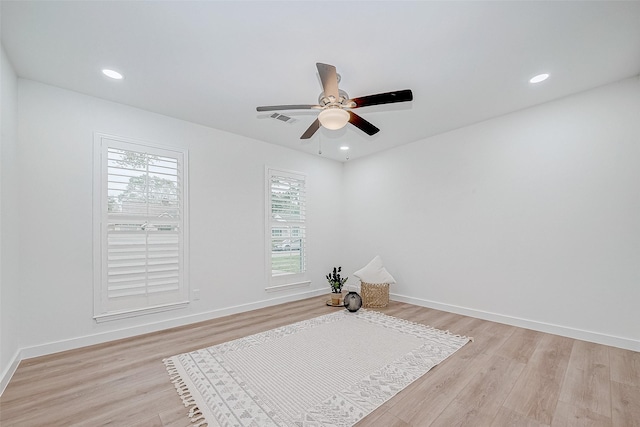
[{"x1": 1, "y1": 295, "x2": 638, "y2": 426}]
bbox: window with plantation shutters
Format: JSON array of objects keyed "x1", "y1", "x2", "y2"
[
  {"x1": 93, "y1": 134, "x2": 189, "y2": 321},
  {"x1": 266, "y1": 168, "x2": 308, "y2": 289}
]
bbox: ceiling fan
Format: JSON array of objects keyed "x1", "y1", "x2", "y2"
[{"x1": 256, "y1": 63, "x2": 413, "y2": 139}]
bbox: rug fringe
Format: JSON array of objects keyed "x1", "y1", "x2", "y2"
[{"x1": 163, "y1": 358, "x2": 209, "y2": 427}]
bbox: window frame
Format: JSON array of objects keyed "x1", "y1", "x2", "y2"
[
  {"x1": 265, "y1": 167, "x2": 310, "y2": 291},
  {"x1": 93, "y1": 133, "x2": 190, "y2": 322}
]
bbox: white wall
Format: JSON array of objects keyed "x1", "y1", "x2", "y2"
[
  {"x1": 15, "y1": 79, "x2": 344, "y2": 357},
  {"x1": 0, "y1": 44, "x2": 21, "y2": 391},
  {"x1": 343, "y1": 77, "x2": 640, "y2": 351}
]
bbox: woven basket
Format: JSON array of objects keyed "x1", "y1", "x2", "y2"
[{"x1": 360, "y1": 282, "x2": 390, "y2": 308}]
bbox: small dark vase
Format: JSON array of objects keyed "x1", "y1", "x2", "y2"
[{"x1": 343, "y1": 291, "x2": 362, "y2": 312}]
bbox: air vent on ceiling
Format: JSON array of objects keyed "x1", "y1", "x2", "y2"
[{"x1": 270, "y1": 113, "x2": 296, "y2": 124}]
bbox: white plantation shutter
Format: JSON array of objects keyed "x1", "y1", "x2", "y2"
[
  {"x1": 267, "y1": 168, "x2": 307, "y2": 286},
  {"x1": 94, "y1": 134, "x2": 189, "y2": 321}
]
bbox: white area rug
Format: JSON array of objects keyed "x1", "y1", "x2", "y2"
[{"x1": 164, "y1": 309, "x2": 470, "y2": 427}]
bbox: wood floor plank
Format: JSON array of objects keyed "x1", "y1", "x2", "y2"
[
  {"x1": 431, "y1": 399, "x2": 497, "y2": 426},
  {"x1": 389, "y1": 352, "x2": 492, "y2": 425},
  {"x1": 1, "y1": 295, "x2": 637, "y2": 427},
  {"x1": 356, "y1": 406, "x2": 410, "y2": 427},
  {"x1": 610, "y1": 381, "x2": 640, "y2": 427},
  {"x1": 551, "y1": 401, "x2": 612, "y2": 427},
  {"x1": 558, "y1": 340, "x2": 611, "y2": 417},
  {"x1": 158, "y1": 405, "x2": 192, "y2": 427},
  {"x1": 468, "y1": 321, "x2": 517, "y2": 357},
  {"x1": 495, "y1": 327, "x2": 544, "y2": 364},
  {"x1": 609, "y1": 346, "x2": 640, "y2": 387},
  {"x1": 128, "y1": 415, "x2": 165, "y2": 427},
  {"x1": 442, "y1": 315, "x2": 494, "y2": 344},
  {"x1": 501, "y1": 333, "x2": 574, "y2": 425},
  {"x1": 428, "y1": 355, "x2": 525, "y2": 426},
  {"x1": 490, "y1": 407, "x2": 550, "y2": 427}
]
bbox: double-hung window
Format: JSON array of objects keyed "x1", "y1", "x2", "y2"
[
  {"x1": 266, "y1": 168, "x2": 308, "y2": 289},
  {"x1": 93, "y1": 134, "x2": 189, "y2": 321}
]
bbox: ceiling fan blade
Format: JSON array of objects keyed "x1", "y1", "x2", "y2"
[
  {"x1": 348, "y1": 111, "x2": 380, "y2": 136},
  {"x1": 300, "y1": 118, "x2": 321, "y2": 139},
  {"x1": 316, "y1": 63, "x2": 339, "y2": 100},
  {"x1": 257, "y1": 104, "x2": 318, "y2": 112},
  {"x1": 348, "y1": 89, "x2": 413, "y2": 108}
]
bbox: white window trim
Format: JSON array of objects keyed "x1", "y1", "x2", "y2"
[
  {"x1": 93, "y1": 133, "x2": 189, "y2": 322},
  {"x1": 265, "y1": 167, "x2": 309, "y2": 290}
]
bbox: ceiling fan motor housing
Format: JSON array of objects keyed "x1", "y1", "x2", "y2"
[{"x1": 318, "y1": 89, "x2": 350, "y2": 107}]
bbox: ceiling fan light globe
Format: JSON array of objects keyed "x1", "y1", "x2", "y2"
[{"x1": 318, "y1": 108, "x2": 349, "y2": 130}]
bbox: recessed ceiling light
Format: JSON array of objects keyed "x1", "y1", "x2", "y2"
[
  {"x1": 102, "y1": 69, "x2": 123, "y2": 80},
  {"x1": 529, "y1": 73, "x2": 549, "y2": 84},
  {"x1": 340, "y1": 146, "x2": 350, "y2": 150}
]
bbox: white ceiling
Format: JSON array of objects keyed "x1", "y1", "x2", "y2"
[{"x1": 2, "y1": 1, "x2": 640, "y2": 162}]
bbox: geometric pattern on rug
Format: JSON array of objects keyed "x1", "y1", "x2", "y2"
[{"x1": 164, "y1": 309, "x2": 471, "y2": 427}]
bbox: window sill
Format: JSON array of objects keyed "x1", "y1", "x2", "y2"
[
  {"x1": 94, "y1": 301, "x2": 189, "y2": 323},
  {"x1": 265, "y1": 281, "x2": 311, "y2": 293}
]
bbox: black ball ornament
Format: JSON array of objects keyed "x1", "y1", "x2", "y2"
[{"x1": 343, "y1": 291, "x2": 362, "y2": 312}]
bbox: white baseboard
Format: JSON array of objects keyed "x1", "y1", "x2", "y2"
[
  {"x1": 391, "y1": 293, "x2": 640, "y2": 352},
  {"x1": 1, "y1": 288, "x2": 325, "y2": 394},
  {"x1": 0, "y1": 349, "x2": 22, "y2": 396}
]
